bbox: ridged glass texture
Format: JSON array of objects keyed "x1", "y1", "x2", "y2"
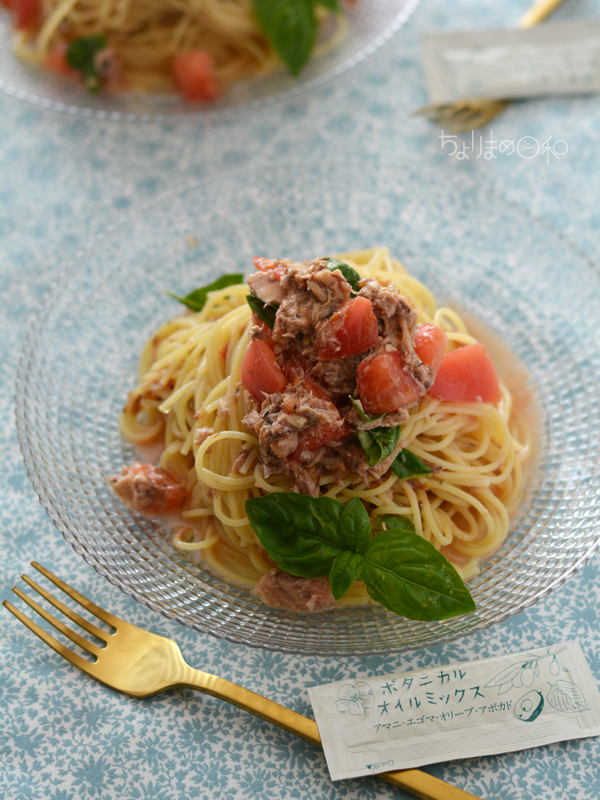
[
  {"x1": 16, "y1": 160, "x2": 600, "y2": 654},
  {"x1": 0, "y1": 0, "x2": 419, "y2": 120}
]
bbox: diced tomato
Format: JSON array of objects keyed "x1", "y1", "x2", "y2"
[
  {"x1": 303, "y1": 378, "x2": 328, "y2": 400},
  {"x1": 171, "y1": 51, "x2": 221, "y2": 103},
  {"x1": 289, "y1": 381, "x2": 351, "y2": 464},
  {"x1": 241, "y1": 338, "x2": 286, "y2": 403},
  {"x1": 414, "y1": 324, "x2": 447, "y2": 376},
  {"x1": 430, "y1": 343, "x2": 502, "y2": 403},
  {"x1": 357, "y1": 350, "x2": 422, "y2": 416},
  {"x1": 294, "y1": 420, "x2": 352, "y2": 461},
  {"x1": 252, "y1": 257, "x2": 287, "y2": 281},
  {"x1": 317, "y1": 296, "x2": 379, "y2": 360},
  {"x1": 14, "y1": 0, "x2": 40, "y2": 28},
  {"x1": 44, "y1": 42, "x2": 78, "y2": 77},
  {"x1": 0, "y1": 0, "x2": 14, "y2": 10}
]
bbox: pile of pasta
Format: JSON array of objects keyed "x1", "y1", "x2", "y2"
[
  {"x1": 119, "y1": 247, "x2": 531, "y2": 601},
  {"x1": 7, "y1": 0, "x2": 346, "y2": 98}
]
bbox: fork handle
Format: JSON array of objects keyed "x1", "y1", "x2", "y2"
[
  {"x1": 519, "y1": 0, "x2": 566, "y2": 28},
  {"x1": 180, "y1": 668, "x2": 482, "y2": 800}
]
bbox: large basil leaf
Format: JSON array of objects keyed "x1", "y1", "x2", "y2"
[
  {"x1": 317, "y1": 0, "x2": 340, "y2": 9},
  {"x1": 253, "y1": 0, "x2": 316, "y2": 76},
  {"x1": 167, "y1": 274, "x2": 244, "y2": 313},
  {"x1": 376, "y1": 515, "x2": 416, "y2": 535},
  {"x1": 362, "y1": 530, "x2": 476, "y2": 621},
  {"x1": 325, "y1": 258, "x2": 361, "y2": 293},
  {"x1": 392, "y1": 449, "x2": 433, "y2": 480},
  {"x1": 357, "y1": 426, "x2": 401, "y2": 467},
  {"x1": 247, "y1": 294, "x2": 278, "y2": 329},
  {"x1": 329, "y1": 551, "x2": 365, "y2": 600},
  {"x1": 338, "y1": 497, "x2": 372, "y2": 552},
  {"x1": 245, "y1": 493, "x2": 345, "y2": 578}
]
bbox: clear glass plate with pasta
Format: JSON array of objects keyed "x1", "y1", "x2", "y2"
[
  {"x1": 0, "y1": 0, "x2": 419, "y2": 119},
  {"x1": 16, "y1": 159, "x2": 600, "y2": 654}
]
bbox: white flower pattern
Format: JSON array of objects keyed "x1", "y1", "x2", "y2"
[{"x1": 336, "y1": 682, "x2": 376, "y2": 716}]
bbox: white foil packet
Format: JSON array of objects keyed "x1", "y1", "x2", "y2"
[
  {"x1": 420, "y1": 20, "x2": 600, "y2": 104},
  {"x1": 308, "y1": 642, "x2": 600, "y2": 781}
]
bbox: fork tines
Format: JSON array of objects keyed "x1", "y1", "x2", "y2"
[{"x1": 3, "y1": 562, "x2": 114, "y2": 674}]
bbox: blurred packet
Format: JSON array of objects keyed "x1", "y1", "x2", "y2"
[
  {"x1": 308, "y1": 641, "x2": 600, "y2": 781},
  {"x1": 420, "y1": 20, "x2": 600, "y2": 104}
]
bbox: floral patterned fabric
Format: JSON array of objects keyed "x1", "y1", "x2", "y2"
[{"x1": 1, "y1": 0, "x2": 600, "y2": 798}]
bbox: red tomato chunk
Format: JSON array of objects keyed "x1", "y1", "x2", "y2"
[
  {"x1": 430, "y1": 343, "x2": 502, "y2": 403},
  {"x1": 15, "y1": 0, "x2": 40, "y2": 28},
  {"x1": 45, "y1": 42, "x2": 78, "y2": 77},
  {"x1": 318, "y1": 296, "x2": 379, "y2": 360},
  {"x1": 241, "y1": 339, "x2": 287, "y2": 403},
  {"x1": 290, "y1": 380, "x2": 352, "y2": 464},
  {"x1": 414, "y1": 323, "x2": 447, "y2": 376},
  {"x1": 171, "y1": 51, "x2": 221, "y2": 103},
  {"x1": 357, "y1": 350, "x2": 422, "y2": 416}
]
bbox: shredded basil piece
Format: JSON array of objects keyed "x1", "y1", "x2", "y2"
[
  {"x1": 324, "y1": 258, "x2": 361, "y2": 293},
  {"x1": 246, "y1": 493, "x2": 475, "y2": 621},
  {"x1": 357, "y1": 426, "x2": 401, "y2": 467},
  {"x1": 349, "y1": 397, "x2": 383, "y2": 423},
  {"x1": 247, "y1": 294, "x2": 278, "y2": 329},
  {"x1": 392, "y1": 449, "x2": 433, "y2": 480},
  {"x1": 166, "y1": 274, "x2": 244, "y2": 313},
  {"x1": 66, "y1": 35, "x2": 107, "y2": 94}
]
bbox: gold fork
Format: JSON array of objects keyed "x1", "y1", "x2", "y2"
[
  {"x1": 3, "y1": 562, "x2": 483, "y2": 800},
  {"x1": 416, "y1": 0, "x2": 568, "y2": 132}
]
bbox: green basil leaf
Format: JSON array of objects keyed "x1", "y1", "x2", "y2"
[
  {"x1": 308, "y1": 495, "x2": 345, "y2": 541},
  {"x1": 329, "y1": 551, "x2": 365, "y2": 600},
  {"x1": 317, "y1": 0, "x2": 340, "y2": 10},
  {"x1": 361, "y1": 529, "x2": 476, "y2": 621},
  {"x1": 357, "y1": 426, "x2": 401, "y2": 467},
  {"x1": 376, "y1": 515, "x2": 416, "y2": 535},
  {"x1": 167, "y1": 274, "x2": 244, "y2": 313},
  {"x1": 392, "y1": 449, "x2": 433, "y2": 480},
  {"x1": 66, "y1": 35, "x2": 107, "y2": 94},
  {"x1": 245, "y1": 493, "x2": 346, "y2": 578},
  {"x1": 338, "y1": 497, "x2": 372, "y2": 553},
  {"x1": 349, "y1": 397, "x2": 384, "y2": 423},
  {"x1": 246, "y1": 294, "x2": 278, "y2": 329},
  {"x1": 324, "y1": 258, "x2": 361, "y2": 293},
  {"x1": 253, "y1": 0, "x2": 316, "y2": 76}
]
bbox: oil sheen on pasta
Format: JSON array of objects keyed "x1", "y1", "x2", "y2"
[{"x1": 118, "y1": 247, "x2": 530, "y2": 603}]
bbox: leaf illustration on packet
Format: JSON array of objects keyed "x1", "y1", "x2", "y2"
[
  {"x1": 547, "y1": 681, "x2": 590, "y2": 713},
  {"x1": 485, "y1": 645, "x2": 568, "y2": 696}
]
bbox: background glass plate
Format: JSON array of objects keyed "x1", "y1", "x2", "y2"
[
  {"x1": 0, "y1": 0, "x2": 419, "y2": 120},
  {"x1": 16, "y1": 159, "x2": 600, "y2": 655}
]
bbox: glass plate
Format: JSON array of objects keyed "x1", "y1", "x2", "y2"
[
  {"x1": 0, "y1": 0, "x2": 419, "y2": 120},
  {"x1": 16, "y1": 159, "x2": 600, "y2": 655}
]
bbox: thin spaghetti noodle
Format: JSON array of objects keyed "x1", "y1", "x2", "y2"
[{"x1": 119, "y1": 248, "x2": 530, "y2": 602}]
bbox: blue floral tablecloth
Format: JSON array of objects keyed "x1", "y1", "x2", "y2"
[{"x1": 2, "y1": 1, "x2": 600, "y2": 799}]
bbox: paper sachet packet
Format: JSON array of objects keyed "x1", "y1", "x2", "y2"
[
  {"x1": 308, "y1": 641, "x2": 600, "y2": 781},
  {"x1": 420, "y1": 20, "x2": 600, "y2": 105}
]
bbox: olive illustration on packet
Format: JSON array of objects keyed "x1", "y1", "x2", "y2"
[{"x1": 514, "y1": 690, "x2": 544, "y2": 722}]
